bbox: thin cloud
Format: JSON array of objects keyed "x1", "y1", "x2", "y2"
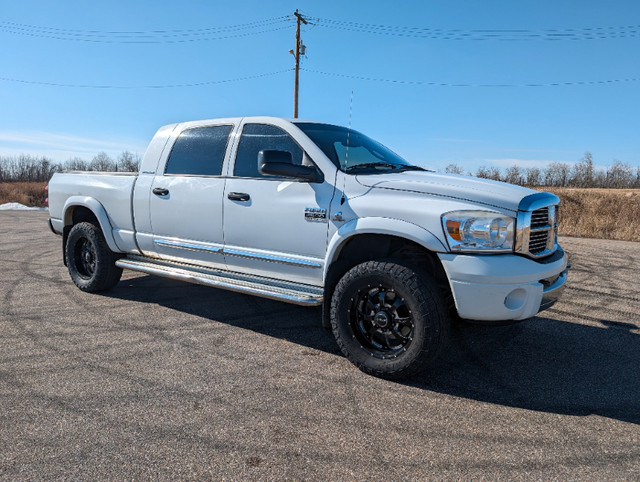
[
  {"x1": 0, "y1": 130, "x2": 146, "y2": 159},
  {"x1": 430, "y1": 138, "x2": 482, "y2": 143},
  {"x1": 499, "y1": 148, "x2": 579, "y2": 154},
  {"x1": 483, "y1": 158, "x2": 561, "y2": 169}
]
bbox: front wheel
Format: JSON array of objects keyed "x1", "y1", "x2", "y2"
[
  {"x1": 66, "y1": 222, "x2": 122, "y2": 292},
  {"x1": 330, "y1": 260, "x2": 449, "y2": 380}
]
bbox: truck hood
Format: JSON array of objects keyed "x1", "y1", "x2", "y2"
[{"x1": 356, "y1": 171, "x2": 536, "y2": 212}]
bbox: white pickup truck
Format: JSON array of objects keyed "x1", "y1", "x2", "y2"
[{"x1": 48, "y1": 116, "x2": 568, "y2": 379}]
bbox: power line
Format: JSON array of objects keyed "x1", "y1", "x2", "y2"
[
  {"x1": 0, "y1": 69, "x2": 292, "y2": 88},
  {"x1": 0, "y1": 16, "x2": 294, "y2": 43},
  {"x1": 312, "y1": 17, "x2": 640, "y2": 41},
  {"x1": 3, "y1": 67, "x2": 634, "y2": 90},
  {"x1": 0, "y1": 15, "x2": 291, "y2": 35},
  {"x1": 0, "y1": 24, "x2": 292, "y2": 43},
  {"x1": 303, "y1": 68, "x2": 640, "y2": 87}
]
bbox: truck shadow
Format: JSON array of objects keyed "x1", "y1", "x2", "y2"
[{"x1": 104, "y1": 274, "x2": 640, "y2": 426}]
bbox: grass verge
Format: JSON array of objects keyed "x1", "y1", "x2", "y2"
[
  {"x1": 538, "y1": 188, "x2": 640, "y2": 242},
  {"x1": 0, "y1": 182, "x2": 48, "y2": 207}
]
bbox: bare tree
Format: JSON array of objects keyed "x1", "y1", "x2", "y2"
[
  {"x1": 117, "y1": 151, "x2": 140, "y2": 172},
  {"x1": 605, "y1": 160, "x2": 635, "y2": 188},
  {"x1": 90, "y1": 152, "x2": 116, "y2": 172},
  {"x1": 543, "y1": 162, "x2": 571, "y2": 187},
  {"x1": 525, "y1": 167, "x2": 541, "y2": 187},
  {"x1": 0, "y1": 154, "x2": 62, "y2": 181},
  {"x1": 503, "y1": 165, "x2": 524, "y2": 185},
  {"x1": 593, "y1": 170, "x2": 607, "y2": 188},
  {"x1": 570, "y1": 152, "x2": 595, "y2": 187},
  {"x1": 445, "y1": 163, "x2": 465, "y2": 175},
  {"x1": 475, "y1": 166, "x2": 502, "y2": 181},
  {"x1": 63, "y1": 157, "x2": 90, "y2": 171},
  {"x1": 475, "y1": 166, "x2": 491, "y2": 179}
]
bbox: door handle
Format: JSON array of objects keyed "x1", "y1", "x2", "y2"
[
  {"x1": 227, "y1": 192, "x2": 250, "y2": 202},
  {"x1": 153, "y1": 187, "x2": 169, "y2": 196}
]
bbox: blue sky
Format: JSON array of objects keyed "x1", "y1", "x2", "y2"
[{"x1": 0, "y1": 0, "x2": 638, "y2": 173}]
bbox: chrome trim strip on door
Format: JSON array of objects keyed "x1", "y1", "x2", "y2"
[
  {"x1": 154, "y1": 238, "x2": 223, "y2": 254},
  {"x1": 224, "y1": 248, "x2": 322, "y2": 269}
]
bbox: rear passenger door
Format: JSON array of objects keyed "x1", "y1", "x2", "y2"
[{"x1": 148, "y1": 123, "x2": 233, "y2": 269}]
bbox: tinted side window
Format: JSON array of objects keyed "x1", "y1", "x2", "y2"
[
  {"x1": 234, "y1": 124, "x2": 303, "y2": 178},
  {"x1": 165, "y1": 125, "x2": 233, "y2": 176}
]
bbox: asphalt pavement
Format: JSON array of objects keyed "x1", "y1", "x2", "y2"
[{"x1": 1, "y1": 211, "x2": 638, "y2": 479}]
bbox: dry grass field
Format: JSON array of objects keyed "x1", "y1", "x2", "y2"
[
  {"x1": 0, "y1": 182, "x2": 48, "y2": 207},
  {"x1": 1, "y1": 182, "x2": 639, "y2": 242},
  {"x1": 540, "y1": 187, "x2": 640, "y2": 242}
]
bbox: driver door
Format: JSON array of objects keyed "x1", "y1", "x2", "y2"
[{"x1": 222, "y1": 122, "x2": 335, "y2": 285}]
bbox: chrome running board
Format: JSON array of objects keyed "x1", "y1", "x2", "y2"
[{"x1": 116, "y1": 255, "x2": 323, "y2": 306}]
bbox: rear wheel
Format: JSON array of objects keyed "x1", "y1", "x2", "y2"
[
  {"x1": 330, "y1": 260, "x2": 449, "y2": 379},
  {"x1": 66, "y1": 222, "x2": 122, "y2": 292}
]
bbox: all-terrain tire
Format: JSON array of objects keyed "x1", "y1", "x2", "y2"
[
  {"x1": 330, "y1": 260, "x2": 449, "y2": 380},
  {"x1": 65, "y1": 222, "x2": 122, "y2": 292}
]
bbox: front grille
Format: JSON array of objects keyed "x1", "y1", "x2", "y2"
[
  {"x1": 517, "y1": 201, "x2": 559, "y2": 259},
  {"x1": 530, "y1": 207, "x2": 549, "y2": 229},
  {"x1": 529, "y1": 231, "x2": 549, "y2": 254},
  {"x1": 529, "y1": 207, "x2": 551, "y2": 254}
]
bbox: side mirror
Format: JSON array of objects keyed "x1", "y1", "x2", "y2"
[{"x1": 258, "y1": 150, "x2": 324, "y2": 183}]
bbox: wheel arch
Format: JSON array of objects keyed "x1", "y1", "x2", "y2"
[
  {"x1": 321, "y1": 218, "x2": 453, "y2": 328},
  {"x1": 324, "y1": 217, "x2": 447, "y2": 280},
  {"x1": 62, "y1": 196, "x2": 122, "y2": 253}
]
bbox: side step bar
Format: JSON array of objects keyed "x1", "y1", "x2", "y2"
[{"x1": 115, "y1": 255, "x2": 323, "y2": 306}]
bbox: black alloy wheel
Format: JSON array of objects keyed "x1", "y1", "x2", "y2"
[
  {"x1": 74, "y1": 237, "x2": 97, "y2": 279},
  {"x1": 350, "y1": 285, "x2": 415, "y2": 359},
  {"x1": 65, "y1": 221, "x2": 122, "y2": 292},
  {"x1": 331, "y1": 260, "x2": 449, "y2": 380}
]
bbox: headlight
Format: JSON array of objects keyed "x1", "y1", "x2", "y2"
[{"x1": 441, "y1": 210, "x2": 515, "y2": 252}]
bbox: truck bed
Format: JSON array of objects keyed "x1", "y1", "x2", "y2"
[{"x1": 48, "y1": 171, "x2": 138, "y2": 251}]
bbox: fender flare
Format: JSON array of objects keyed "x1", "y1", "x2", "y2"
[
  {"x1": 324, "y1": 217, "x2": 447, "y2": 281},
  {"x1": 62, "y1": 196, "x2": 123, "y2": 253}
]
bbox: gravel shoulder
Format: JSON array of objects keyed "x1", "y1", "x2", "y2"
[{"x1": 1, "y1": 212, "x2": 638, "y2": 479}]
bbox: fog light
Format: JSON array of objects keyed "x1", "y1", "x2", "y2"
[{"x1": 504, "y1": 288, "x2": 527, "y2": 311}]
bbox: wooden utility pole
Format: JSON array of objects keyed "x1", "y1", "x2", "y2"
[{"x1": 293, "y1": 10, "x2": 307, "y2": 118}]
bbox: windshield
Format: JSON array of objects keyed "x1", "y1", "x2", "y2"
[{"x1": 295, "y1": 122, "x2": 424, "y2": 174}]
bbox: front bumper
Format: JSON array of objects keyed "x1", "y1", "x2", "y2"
[{"x1": 437, "y1": 247, "x2": 568, "y2": 321}]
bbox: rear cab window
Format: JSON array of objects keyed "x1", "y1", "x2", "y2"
[{"x1": 165, "y1": 125, "x2": 233, "y2": 176}]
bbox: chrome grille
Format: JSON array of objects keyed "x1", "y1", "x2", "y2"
[
  {"x1": 529, "y1": 207, "x2": 551, "y2": 254},
  {"x1": 516, "y1": 193, "x2": 560, "y2": 259},
  {"x1": 529, "y1": 231, "x2": 550, "y2": 254},
  {"x1": 530, "y1": 208, "x2": 549, "y2": 229}
]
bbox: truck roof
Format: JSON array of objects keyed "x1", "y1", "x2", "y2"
[{"x1": 160, "y1": 116, "x2": 330, "y2": 131}]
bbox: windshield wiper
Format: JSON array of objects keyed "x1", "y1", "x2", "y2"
[
  {"x1": 346, "y1": 162, "x2": 402, "y2": 172},
  {"x1": 396, "y1": 165, "x2": 430, "y2": 172},
  {"x1": 346, "y1": 162, "x2": 430, "y2": 173}
]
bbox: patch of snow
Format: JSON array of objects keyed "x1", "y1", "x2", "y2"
[{"x1": 0, "y1": 202, "x2": 47, "y2": 211}]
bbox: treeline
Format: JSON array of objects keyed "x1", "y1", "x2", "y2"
[
  {"x1": 0, "y1": 151, "x2": 140, "y2": 182},
  {"x1": 1, "y1": 150, "x2": 639, "y2": 188},
  {"x1": 444, "y1": 152, "x2": 640, "y2": 189}
]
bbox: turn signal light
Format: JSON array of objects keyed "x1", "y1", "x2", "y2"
[{"x1": 446, "y1": 220, "x2": 461, "y2": 241}]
